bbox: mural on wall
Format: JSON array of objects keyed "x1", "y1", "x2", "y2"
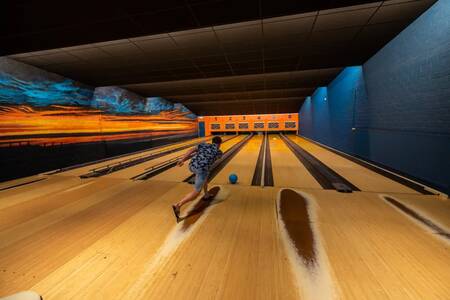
[
  {"x1": 174, "y1": 103, "x2": 197, "y2": 119},
  {"x1": 91, "y1": 88, "x2": 197, "y2": 145},
  {"x1": 0, "y1": 58, "x2": 197, "y2": 148}
]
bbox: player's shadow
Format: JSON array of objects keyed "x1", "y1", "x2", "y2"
[{"x1": 179, "y1": 186, "x2": 224, "y2": 229}]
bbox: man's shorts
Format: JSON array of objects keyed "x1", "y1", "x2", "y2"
[{"x1": 190, "y1": 166, "x2": 208, "y2": 192}]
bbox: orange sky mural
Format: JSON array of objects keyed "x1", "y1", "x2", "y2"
[
  {"x1": 0, "y1": 58, "x2": 197, "y2": 148},
  {"x1": 0, "y1": 57, "x2": 198, "y2": 182},
  {"x1": 0, "y1": 105, "x2": 196, "y2": 147}
]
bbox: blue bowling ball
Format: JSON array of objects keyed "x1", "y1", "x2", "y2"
[{"x1": 229, "y1": 173, "x2": 238, "y2": 184}]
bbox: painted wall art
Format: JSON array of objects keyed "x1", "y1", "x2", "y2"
[{"x1": 0, "y1": 57, "x2": 197, "y2": 181}]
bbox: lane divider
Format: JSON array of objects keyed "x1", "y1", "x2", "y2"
[
  {"x1": 298, "y1": 134, "x2": 435, "y2": 195},
  {"x1": 280, "y1": 134, "x2": 359, "y2": 192},
  {"x1": 251, "y1": 134, "x2": 265, "y2": 186},
  {"x1": 134, "y1": 134, "x2": 244, "y2": 181},
  {"x1": 261, "y1": 133, "x2": 267, "y2": 187},
  {"x1": 0, "y1": 177, "x2": 47, "y2": 192},
  {"x1": 251, "y1": 133, "x2": 274, "y2": 187},
  {"x1": 45, "y1": 133, "x2": 198, "y2": 175},
  {"x1": 80, "y1": 136, "x2": 235, "y2": 179},
  {"x1": 264, "y1": 133, "x2": 274, "y2": 186},
  {"x1": 131, "y1": 155, "x2": 184, "y2": 180}
]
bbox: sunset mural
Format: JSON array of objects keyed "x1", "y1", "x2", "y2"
[
  {"x1": 0, "y1": 104, "x2": 196, "y2": 147},
  {"x1": 0, "y1": 58, "x2": 197, "y2": 148}
]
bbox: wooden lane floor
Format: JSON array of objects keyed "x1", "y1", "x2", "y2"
[
  {"x1": 151, "y1": 135, "x2": 246, "y2": 182},
  {"x1": 0, "y1": 179, "x2": 183, "y2": 296},
  {"x1": 302, "y1": 189, "x2": 450, "y2": 299},
  {"x1": 1, "y1": 184, "x2": 296, "y2": 299},
  {"x1": 0, "y1": 174, "x2": 46, "y2": 190},
  {"x1": 1, "y1": 179, "x2": 449, "y2": 299},
  {"x1": 0, "y1": 176, "x2": 90, "y2": 210},
  {"x1": 117, "y1": 185, "x2": 297, "y2": 300},
  {"x1": 1, "y1": 134, "x2": 447, "y2": 299},
  {"x1": 59, "y1": 136, "x2": 209, "y2": 177},
  {"x1": 269, "y1": 134, "x2": 322, "y2": 189},
  {"x1": 0, "y1": 178, "x2": 126, "y2": 249},
  {"x1": 0, "y1": 137, "x2": 209, "y2": 208},
  {"x1": 211, "y1": 135, "x2": 263, "y2": 186},
  {"x1": 289, "y1": 135, "x2": 419, "y2": 194},
  {"x1": 28, "y1": 182, "x2": 198, "y2": 300}
]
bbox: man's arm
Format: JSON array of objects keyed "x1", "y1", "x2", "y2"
[
  {"x1": 177, "y1": 147, "x2": 197, "y2": 167},
  {"x1": 213, "y1": 150, "x2": 223, "y2": 163}
]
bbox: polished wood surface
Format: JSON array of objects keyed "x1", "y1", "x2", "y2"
[
  {"x1": 269, "y1": 135, "x2": 321, "y2": 189},
  {"x1": 1, "y1": 135, "x2": 448, "y2": 299},
  {"x1": 307, "y1": 189, "x2": 449, "y2": 299},
  {"x1": 121, "y1": 186, "x2": 297, "y2": 300},
  {"x1": 211, "y1": 135, "x2": 263, "y2": 185}
]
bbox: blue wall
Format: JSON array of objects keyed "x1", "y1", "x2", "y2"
[
  {"x1": 299, "y1": 0, "x2": 450, "y2": 194},
  {"x1": 310, "y1": 87, "x2": 330, "y2": 144},
  {"x1": 299, "y1": 96, "x2": 312, "y2": 136},
  {"x1": 328, "y1": 66, "x2": 367, "y2": 154}
]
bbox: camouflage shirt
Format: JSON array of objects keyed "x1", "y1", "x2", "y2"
[{"x1": 189, "y1": 143, "x2": 223, "y2": 173}]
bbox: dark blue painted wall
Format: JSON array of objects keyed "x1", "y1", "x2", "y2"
[
  {"x1": 298, "y1": 96, "x2": 312, "y2": 136},
  {"x1": 310, "y1": 87, "x2": 330, "y2": 145},
  {"x1": 328, "y1": 66, "x2": 366, "y2": 155},
  {"x1": 299, "y1": 89, "x2": 329, "y2": 142},
  {"x1": 299, "y1": 67, "x2": 368, "y2": 155},
  {"x1": 299, "y1": 0, "x2": 450, "y2": 194}
]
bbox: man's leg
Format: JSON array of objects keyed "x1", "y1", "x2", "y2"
[
  {"x1": 172, "y1": 187, "x2": 199, "y2": 220},
  {"x1": 175, "y1": 189, "x2": 200, "y2": 209},
  {"x1": 202, "y1": 175, "x2": 209, "y2": 197},
  {"x1": 174, "y1": 172, "x2": 203, "y2": 209}
]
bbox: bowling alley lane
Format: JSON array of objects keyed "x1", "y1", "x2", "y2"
[
  {"x1": 309, "y1": 189, "x2": 450, "y2": 299},
  {"x1": 289, "y1": 135, "x2": 419, "y2": 194},
  {"x1": 211, "y1": 135, "x2": 263, "y2": 185},
  {"x1": 104, "y1": 136, "x2": 233, "y2": 179},
  {"x1": 268, "y1": 134, "x2": 322, "y2": 189},
  {"x1": 151, "y1": 134, "x2": 245, "y2": 182},
  {"x1": 60, "y1": 136, "x2": 210, "y2": 177}
]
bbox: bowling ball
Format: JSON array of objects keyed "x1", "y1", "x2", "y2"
[{"x1": 229, "y1": 173, "x2": 238, "y2": 184}]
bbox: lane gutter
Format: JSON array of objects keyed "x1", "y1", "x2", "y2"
[
  {"x1": 298, "y1": 134, "x2": 435, "y2": 195},
  {"x1": 251, "y1": 134, "x2": 265, "y2": 186},
  {"x1": 0, "y1": 177, "x2": 47, "y2": 192},
  {"x1": 251, "y1": 133, "x2": 274, "y2": 187},
  {"x1": 133, "y1": 134, "x2": 252, "y2": 181},
  {"x1": 45, "y1": 134, "x2": 198, "y2": 175},
  {"x1": 280, "y1": 134, "x2": 359, "y2": 193},
  {"x1": 261, "y1": 133, "x2": 267, "y2": 187},
  {"x1": 264, "y1": 133, "x2": 274, "y2": 186},
  {"x1": 80, "y1": 135, "x2": 235, "y2": 179}
]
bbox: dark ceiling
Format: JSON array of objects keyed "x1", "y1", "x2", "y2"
[{"x1": 2, "y1": 0, "x2": 436, "y2": 115}]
